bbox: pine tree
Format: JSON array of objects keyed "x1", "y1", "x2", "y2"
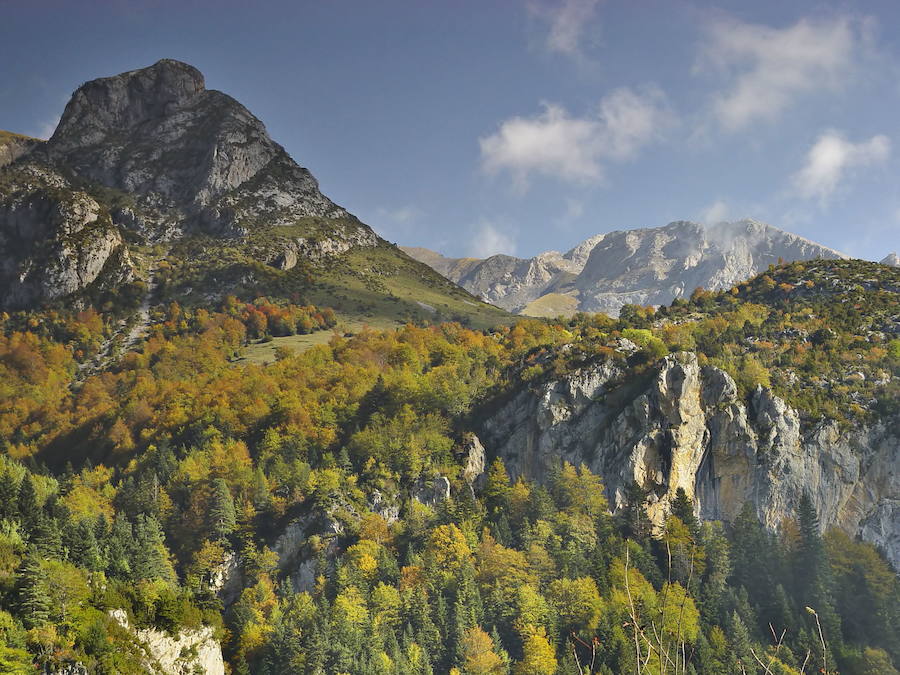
[
  {"x1": 30, "y1": 512, "x2": 63, "y2": 559},
  {"x1": 796, "y1": 493, "x2": 841, "y2": 652},
  {"x1": 16, "y1": 476, "x2": 38, "y2": 533},
  {"x1": 0, "y1": 468, "x2": 17, "y2": 521},
  {"x1": 209, "y1": 478, "x2": 237, "y2": 541},
  {"x1": 15, "y1": 552, "x2": 51, "y2": 628},
  {"x1": 617, "y1": 481, "x2": 651, "y2": 541},
  {"x1": 726, "y1": 610, "x2": 754, "y2": 674},
  {"x1": 670, "y1": 487, "x2": 699, "y2": 535},
  {"x1": 130, "y1": 514, "x2": 176, "y2": 582}
]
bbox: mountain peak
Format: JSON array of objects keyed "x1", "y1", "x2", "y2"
[
  {"x1": 882, "y1": 252, "x2": 900, "y2": 267},
  {"x1": 406, "y1": 219, "x2": 848, "y2": 316},
  {"x1": 50, "y1": 59, "x2": 206, "y2": 149}
]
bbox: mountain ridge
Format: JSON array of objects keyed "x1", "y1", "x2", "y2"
[{"x1": 404, "y1": 219, "x2": 847, "y2": 317}]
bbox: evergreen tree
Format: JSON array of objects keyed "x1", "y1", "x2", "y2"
[
  {"x1": 30, "y1": 512, "x2": 63, "y2": 559},
  {"x1": 617, "y1": 481, "x2": 651, "y2": 541},
  {"x1": 16, "y1": 476, "x2": 38, "y2": 533},
  {"x1": 726, "y1": 610, "x2": 754, "y2": 674},
  {"x1": 209, "y1": 478, "x2": 237, "y2": 541},
  {"x1": 14, "y1": 553, "x2": 51, "y2": 629},
  {"x1": 0, "y1": 468, "x2": 17, "y2": 521},
  {"x1": 670, "y1": 487, "x2": 699, "y2": 536},
  {"x1": 130, "y1": 514, "x2": 176, "y2": 582},
  {"x1": 796, "y1": 493, "x2": 841, "y2": 648}
]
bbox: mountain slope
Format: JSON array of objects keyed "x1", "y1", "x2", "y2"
[
  {"x1": 405, "y1": 220, "x2": 846, "y2": 317},
  {"x1": 0, "y1": 60, "x2": 507, "y2": 328}
]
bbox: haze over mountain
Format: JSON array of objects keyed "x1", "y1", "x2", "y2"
[
  {"x1": 405, "y1": 219, "x2": 847, "y2": 317},
  {"x1": 0, "y1": 59, "x2": 506, "y2": 327}
]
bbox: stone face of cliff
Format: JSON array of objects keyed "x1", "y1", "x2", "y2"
[
  {"x1": 405, "y1": 220, "x2": 846, "y2": 316},
  {"x1": 479, "y1": 352, "x2": 900, "y2": 569},
  {"x1": 109, "y1": 609, "x2": 225, "y2": 675},
  {"x1": 0, "y1": 164, "x2": 133, "y2": 308}
]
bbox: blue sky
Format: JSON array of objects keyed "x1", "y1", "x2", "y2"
[{"x1": 2, "y1": 0, "x2": 899, "y2": 260}]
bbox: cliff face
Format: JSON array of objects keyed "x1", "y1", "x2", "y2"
[
  {"x1": 109, "y1": 609, "x2": 225, "y2": 675},
  {"x1": 0, "y1": 164, "x2": 133, "y2": 308},
  {"x1": 406, "y1": 221, "x2": 846, "y2": 316},
  {"x1": 479, "y1": 352, "x2": 900, "y2": 569}
]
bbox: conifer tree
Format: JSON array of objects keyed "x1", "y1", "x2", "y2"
[
  {"x1": 0, "y1": 468, "x2": 17, "y2": 521},
  {"x1": 209, "y1": 478, "x2": 237, "y2": 541},
  {"x1": 14, "y1": 553, "x2": 51, "y2": 629},
  {"x1": 16, "y1": 476, "x2": 38, "y2": 533},
  {"x1": 670, "y1": 487, "x2": 699, "y2": 535}
]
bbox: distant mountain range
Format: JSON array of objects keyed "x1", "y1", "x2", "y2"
[
  {"x1": 404, "y1": 220, "x2": 853, "y2": 316},
  {"x1": 0, "y1": 60, "x2": 506, "y2": 327}
]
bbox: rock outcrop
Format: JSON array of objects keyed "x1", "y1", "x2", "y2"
[
  {"x1": 405, "y1": 220, "x2": 846, "y2": 317},
  {"x1": 883, "y1": 253, "x2": 900, "y2": 267},
  {"x1": 0, "y1": 165, "x2": 133, "y2": 309},
  {"x1": 479, "y1": 352, "x2": 900, "y2": 569},
  {"x1": 109, "y1": 609, "x2": 225, "y2": 675}
]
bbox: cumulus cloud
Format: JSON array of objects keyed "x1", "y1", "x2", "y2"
[
  {"x1": 792, "y1": 131, "x2": 890, "y2": 202},
  {"x1": 469, "y1": 222, "x2": 517, "y2": 258},
  {"x1": 531, "y1": 0, "x2": 602, "y2": 58},
  {"x1": 698, "y1": 16, "x2": 866, "y2": 131},
  {"x1": 480, "y1": 86, "x2": 671, "y2": 189}
]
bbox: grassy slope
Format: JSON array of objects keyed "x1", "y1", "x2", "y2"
[
  {"x1": 521, "y1": 291, "x2": 580, "y2": 318},
  {"x1": 0, "y1": 129, "x2": 42, "y2": 144}
]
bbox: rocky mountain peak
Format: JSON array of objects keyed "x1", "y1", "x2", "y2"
[
  {"x1": 406, "y1": 219, "x2": 847, "y2": 317},
  {"x1": 50, "y1": 59, "x2": 206, "y2": 150},
  {"x1": 882, "y1": 252, "x2": 900, "y2": 267}
]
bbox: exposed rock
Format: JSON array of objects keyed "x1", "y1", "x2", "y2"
[
  {"x1": 882, "y1": 252, "x2": 900, "y2": 267},
  {"x1": 480, "y1": 352, "x2": 900, "y2": 568},
  {"x1": 0, "y1": 165, "x2": 134, "y2": 309},
  {"x1": 462, "y1": 434, "x2": 487, "y2": 486},
  {"x1": 406, "y1": 220, "x2": 846, "y2": 317},
  {"x1": 370, "y1": 489, "x2": 401, "y2": 523},
  {"x1": 274, "y1": 508, "x2": 345, "y2": 592},
  {"x1": 208, "y1": 551, "x2": 243, "y2": 606},
  {"x1": 109, "y1": 609, "x2": 224, "y2": 675},
  {"x1": 412, "y1": 475, "x2": 451, "y2": 506}
]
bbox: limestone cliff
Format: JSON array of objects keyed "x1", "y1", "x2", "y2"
[
  {"x1": 109, "y1": 609, "x2": 225, "y2": 675},
  {"x1": 479, "y1": 352, "x2": 900, "y2": 569}
]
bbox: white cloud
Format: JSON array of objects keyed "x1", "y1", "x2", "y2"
[
  {"x1": 698, "y1": 16, "x2": 865, "y2": 131},
  {"x1": 532, "y1": 0, "x2": 602, "y2": 58},
  {"x1": 469, "y1": 222, "x2": 517, "y2": 258},
  {"x1": 792, "y1": 131, "x2": 890, "y2": 202},
  {"x1": 700, "y1": 199, "x2": 729, "y2": 225},
  {"x1": 480, "y1": 86, "x2": 671, "y2": 189}
]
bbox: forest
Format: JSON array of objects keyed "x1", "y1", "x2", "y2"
[{"x1": 0, "y1": 258, "x2": 898, "y2": 674}]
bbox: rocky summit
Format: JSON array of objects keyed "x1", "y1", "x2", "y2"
[
  {"x1": 405, "y1": 219, "x2": 846, "y2": 317},
  {"x1": 0, "y1": 60, "x2": 503, "y2": 327}
]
